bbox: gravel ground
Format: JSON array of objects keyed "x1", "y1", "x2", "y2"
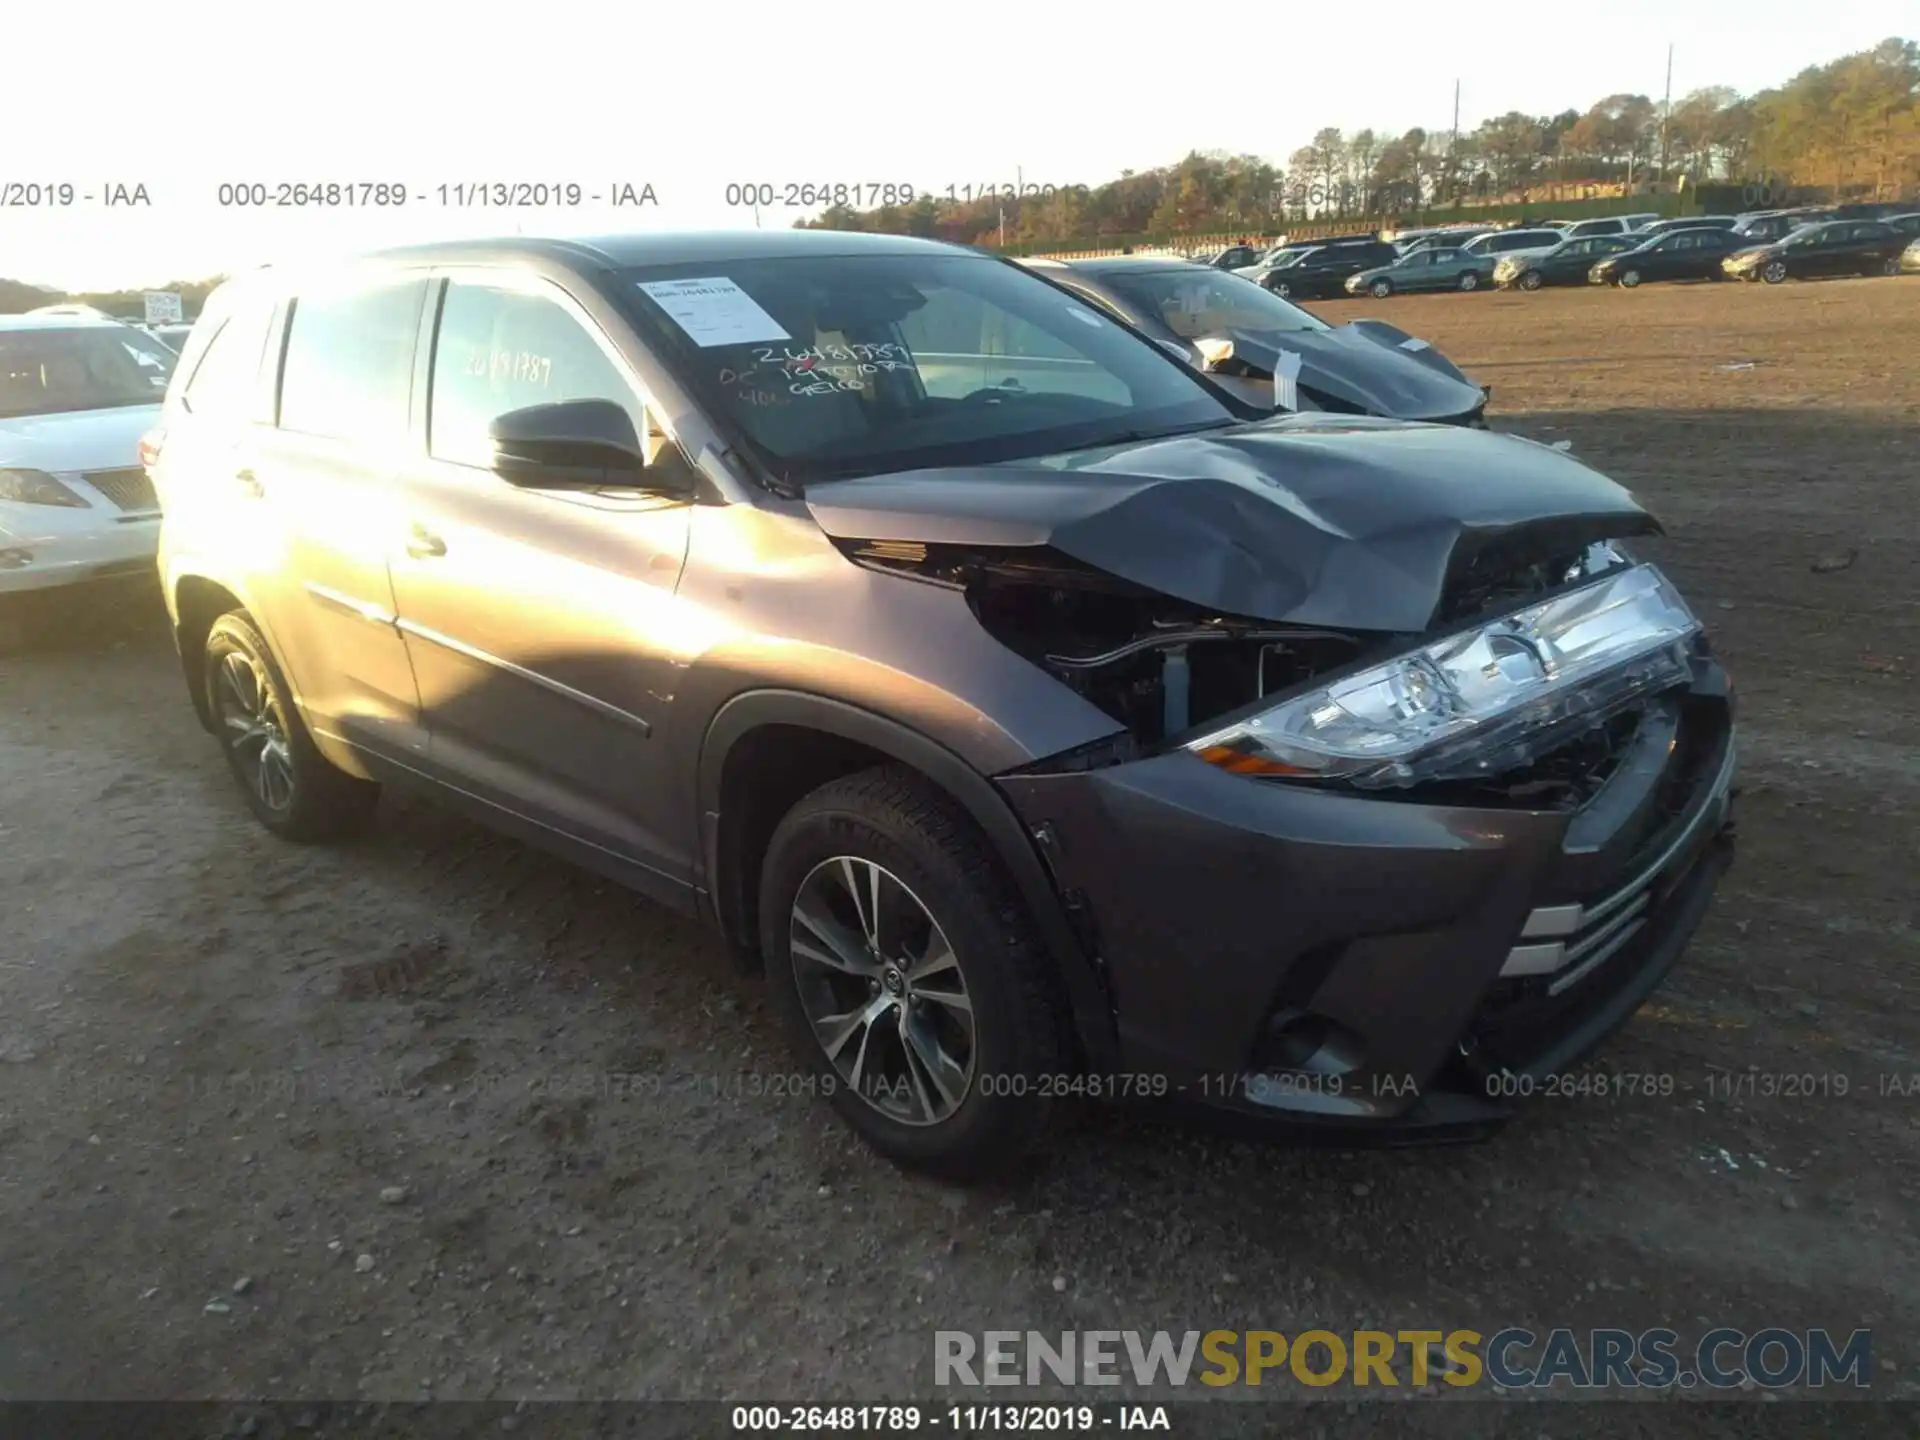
[{"x1": 1, "y1": 275, "x2": 1916, "y2": 1435}]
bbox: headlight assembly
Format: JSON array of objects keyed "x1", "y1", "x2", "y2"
[
  {"x1": 1186, "y1": 561, "x2": 1701, "y2": 789},
  {"x1": 0, "y1": 468, "x2": 90, "y2": 508}
]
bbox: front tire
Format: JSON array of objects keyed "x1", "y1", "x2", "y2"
[
  {"x1": 1618, "y1": 268, "x2": 1643, "y2": 288},
  {"x1": 758, "y1": 765, "x2": 1070, "y2": 1181},
  {"x1": 1877, "y1": 257, "x2": 1899, "y2": 277},
  {"x1": 203, "y1": 611, "x2": 379, "y2": 840},
  {"x1": 1762, "y1": 260, "x2": 1788, "y2": 284},
  {"x1": 1368, "y1": 278, "x2": 1393, "y2": 298},
  {"x1": 1519, "y1": 270, "x2": 1543, "y2": 291}
]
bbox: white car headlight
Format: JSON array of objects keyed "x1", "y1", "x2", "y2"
[
  {"x1": 0, "y1": 467, "x2": 91, "y2": 508},
  {"x1": 1186, "y1": 559, "x2": 1701, "y2": 789}
]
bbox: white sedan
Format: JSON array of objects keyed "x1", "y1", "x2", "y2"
[{"x1": 1, "y1": 313, "x2": 176, "y2": 595}]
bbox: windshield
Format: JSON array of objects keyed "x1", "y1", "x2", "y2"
[
  {"x1": 0, "y1": 325, "x2": 176, "y2": 419},
  {"x1": 621, "y1": 254, "x2": 1236, "y2": 485},
  {"x1": 1095, "y1": 267, "x2": 1330, "y2": 339}
]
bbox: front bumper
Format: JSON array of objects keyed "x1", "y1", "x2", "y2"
[
  {"x1": 0, "y1": 502, "x2": 160, "y2": 595},
  {"x1": 997, "y1": 656, "x2": 1736, "y2": 1140}
]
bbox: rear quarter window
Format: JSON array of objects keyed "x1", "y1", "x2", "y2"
[{"x1": 179, "y1": 298, "x2": 277, "y2": 424}]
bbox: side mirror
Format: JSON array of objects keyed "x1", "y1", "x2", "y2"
[
  {"x1": 1193, "y1": 337, "x2": 1235, "y2": 373},
  {"x1": 487, "y1": 399, "x2": 695, "y2": 496}
]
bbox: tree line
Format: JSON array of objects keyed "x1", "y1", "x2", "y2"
[{"x1": 798, "y1": 36, "x2": 1918, "y2": 248}]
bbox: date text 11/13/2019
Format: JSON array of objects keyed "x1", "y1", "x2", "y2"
[
  {"x1": 723, "y1": 182, "x2": 1091, "y2": 209},
  {"x1": 212, "y1": 182, "x2": 660, "y2": 209}
]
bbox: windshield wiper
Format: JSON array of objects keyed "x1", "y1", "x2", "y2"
[{"x1": 1078, "y1": 418, "x2": 1241, "y2": 450}]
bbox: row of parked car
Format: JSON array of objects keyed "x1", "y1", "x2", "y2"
[{"x1": 1197, "y1": 202, "x2": 1920, "y2": 299}]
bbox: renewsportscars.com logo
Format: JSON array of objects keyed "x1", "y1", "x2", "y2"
[{"x1": 935, "y1": 1328, "x2": 1874, "y2": 1391}]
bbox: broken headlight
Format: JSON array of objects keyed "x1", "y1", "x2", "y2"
[{"x1": 1186, "y1": 562, "x2": 1700, "y2": 789}]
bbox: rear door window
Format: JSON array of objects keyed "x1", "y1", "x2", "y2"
[{"x1": 277, "y1": 275, "x2": 428, "y2": 443}]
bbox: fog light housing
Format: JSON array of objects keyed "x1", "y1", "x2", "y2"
[{"x1": 1247, "y1": 1008, "x2": 1364, "y2": 1078}]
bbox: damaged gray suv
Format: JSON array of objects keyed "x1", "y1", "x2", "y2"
[{"x1": 151, "y1": 230, "x2": 1737, "y2": 1179}]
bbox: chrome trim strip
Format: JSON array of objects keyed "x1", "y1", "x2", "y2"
[
  {"x1": 1562, "y1": 889, "x2": 1650, "y2": 965},
  {"x1": 303, "y1": 581, "x2": 396, "y2": 627},
  {"x1": 1548, "y1": 916, "x2": 1648, "y2": 997},
  {"x1": 1520, "y1": 904, "x2": 1583, "y2": 940},
  {"x1": 395, "y1": 618, "x2": 653, "y2": 738},
  {"x1": 1500, "y1": 941, "x2": 1568, "y2": 978}
]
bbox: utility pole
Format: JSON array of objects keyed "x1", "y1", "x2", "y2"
[
  {"x1": 1659, "y1": 43, "x2": 1674, "y2": 184},
  {"x1": 1447, "y1": 79, "x2": 1462, "y2": 205}
]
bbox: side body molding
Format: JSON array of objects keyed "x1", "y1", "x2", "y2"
[{"x1": 696, "y1": 689, "x2": 1118, "y2": 1069}]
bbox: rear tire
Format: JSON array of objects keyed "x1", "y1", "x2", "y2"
[
  {"x1": 758, "y1": 765, "x2": 1071, "y2": 1182},
  {"x1": 203, "y1": 611, "x2": 379, "y2": 841}
]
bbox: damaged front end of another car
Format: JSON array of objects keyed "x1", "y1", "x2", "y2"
[{"x1": 811, "y1": 416, "x2": 1737, "y2": 1142}]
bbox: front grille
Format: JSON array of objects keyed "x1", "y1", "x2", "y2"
[{"x1": 84, "y1": 467, "x2": 158, "y2": 513}]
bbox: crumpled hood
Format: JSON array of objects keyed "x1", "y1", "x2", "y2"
[
  {"x1": 0, "y1": 405, "x2": 161, "y2": 473},
  {"x1": 1214, "y1": 320, "x2": 1484, "y2": 421},
  {"x1": 806, "y1": 415, "x2": 1659, "y2": 633}
]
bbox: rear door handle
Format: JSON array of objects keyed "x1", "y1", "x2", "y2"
[
  {"x1": 406, "y1": 526, "x2": 446, "y2": 559},
  {"x1": 235, "y1": 468, "x2": 264, "y2": 497}
]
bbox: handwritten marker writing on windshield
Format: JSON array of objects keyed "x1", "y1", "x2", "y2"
[{"x1": 1274, "y1": 350, "x2": 1303, "y2": 411}]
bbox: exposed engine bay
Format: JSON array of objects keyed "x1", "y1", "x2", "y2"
[{"x1": 843, "y1": 535, "x2": 1651, "y2": 809}]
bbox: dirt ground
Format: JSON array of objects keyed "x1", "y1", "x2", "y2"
[{"x1": 1, "y1": 276, "x2": 1916, "y2": 1432}]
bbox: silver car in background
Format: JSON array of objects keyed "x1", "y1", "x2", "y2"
[{"x1": 0, "y1": 314, "x2": 175, "y2": 595}]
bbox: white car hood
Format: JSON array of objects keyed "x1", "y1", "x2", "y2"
[{"x1": 0, "y1": 405, "x2": 162, "y2": 473}]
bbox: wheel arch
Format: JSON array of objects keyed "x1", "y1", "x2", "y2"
[
  {"x1": 697, "y1": 689, "x2": 1115, "y2": 1069},
  {"x1": 171, "y1": 571, "x2": 249, "y2": 734}
]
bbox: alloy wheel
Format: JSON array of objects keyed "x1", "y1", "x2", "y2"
[
  {"x1": 1620, "y1": 269, "x2": 1642, "y2": 288},
  {"x1": 789, "y1": 856, "x2": 975, "y2": 1126},
  {"x1": 1520, "y1": 271, "x2": 1542, "y2": 291},
  {"x1": 1459, "y1": 271, "x2": 1479, "y2": 291},
  {"x1": 1369, "y1": 279, "x2": 1391, "y2": 298},
  {"x1": 1763, "y1": 261, "x2": 1787, "y2": 284},
  {"x1": 1881, "y1": 258, "x2": 1899, "y2": 276},
  {"x1": 215, "y1": 650, "x2": 295, "y2": 813}
]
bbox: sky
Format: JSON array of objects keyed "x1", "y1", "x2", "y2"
[{"x1": 6, "y1": 0, "x2": 1913, "y2": 290}]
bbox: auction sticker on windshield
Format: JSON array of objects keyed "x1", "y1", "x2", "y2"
[{"x1": 637, "y1": 277, "x2": 790, "y2": 347}]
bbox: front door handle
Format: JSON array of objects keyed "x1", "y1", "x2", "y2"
[{"x1": 406, "y1": 526, "x2": 446, "y2": 560}]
